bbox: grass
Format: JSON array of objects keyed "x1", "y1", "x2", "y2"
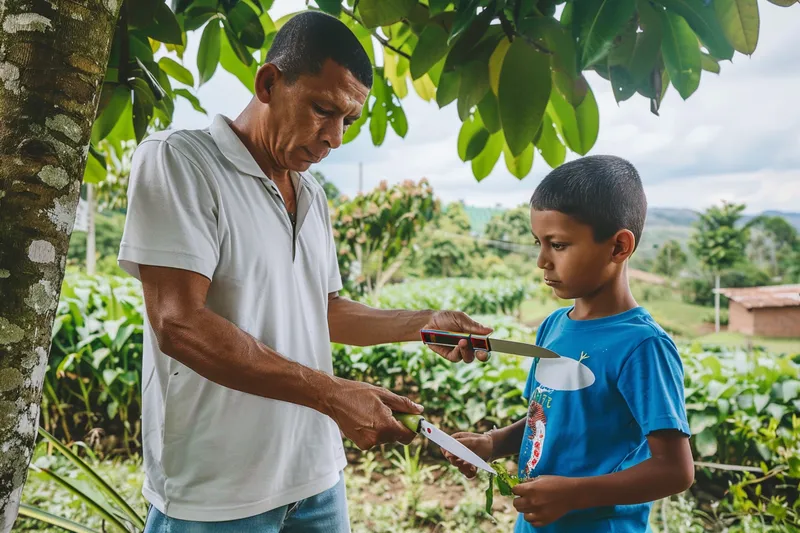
[
  {"x1": 19, "y1": 448, "x2": 701, "y2": 533},
  {"x1": 694, "y1": 331, "x2": 800, "y2": 355},
  {"x1": 520, "y1": 280, "x2": 800, "y2": 354}
]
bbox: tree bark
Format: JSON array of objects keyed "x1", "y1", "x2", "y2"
[{"x1": 0, "y1": 0, "x2": 120, "y2": 529}]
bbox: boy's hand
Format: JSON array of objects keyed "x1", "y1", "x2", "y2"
[
  {"x1": 440, "y1": 432, "x2": 493, "y2": 479},
  {"x1": 512, "y1": 475, "x2": 578, "y2": 527}
]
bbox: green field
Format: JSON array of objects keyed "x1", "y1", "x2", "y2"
[{"x1": 520, "y1": 282, "x2": 800, "y2": 354}]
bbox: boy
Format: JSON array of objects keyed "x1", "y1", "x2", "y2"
[{"x1": 442, "y1": 155, "x2": 693, "y2": 532}]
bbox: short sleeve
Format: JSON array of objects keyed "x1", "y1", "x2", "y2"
[
  {"x1": 118, "y1": 139, "x2": 220, "y2": 281},
  {"x1": 322, "y1": 198, "x2": 343, "y2": 294},
  {"x1": 618, "y1": 335, "x2": 690, "y2": 436}
]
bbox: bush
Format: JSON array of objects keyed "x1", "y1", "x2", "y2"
[
  {"x1": 377, "y1": 278, "x2": 535, "y2": 316},
  {"x1": 702, "y1": 309, "x2": 729, "y2": 326}
]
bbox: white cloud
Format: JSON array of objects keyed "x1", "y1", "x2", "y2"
[{"x1": 169, "y1": 1, "x2": 800, "y2": 214}]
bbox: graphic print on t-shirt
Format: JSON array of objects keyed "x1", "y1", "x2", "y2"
[{"x1": 522, "y1": 352, "x2": 595, "y2": 480}]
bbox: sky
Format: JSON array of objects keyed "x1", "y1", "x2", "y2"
[{"x1": 168, "y1": 1, "x2": 800, "y2": 214}]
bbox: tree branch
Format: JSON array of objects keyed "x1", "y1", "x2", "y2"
[{"x1": 341, "y1": 6, "x2": 412, "y2": 60}]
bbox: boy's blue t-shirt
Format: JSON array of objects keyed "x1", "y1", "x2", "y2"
[{"x1": 515, "y1": 306, "x2": 690, "y2": 533}]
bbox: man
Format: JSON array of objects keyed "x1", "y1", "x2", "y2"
[{"x1": 118, "y1": 11, "x2": 491, "y2": 533}]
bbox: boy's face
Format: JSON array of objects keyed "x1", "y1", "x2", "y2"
[{"x1": 530, "y1": 209, "x2": 629, "y2": 300}]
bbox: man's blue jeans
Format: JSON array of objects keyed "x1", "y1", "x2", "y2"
[{"x1": 143, "y1": 471, "x2": 350, "y2": 532}]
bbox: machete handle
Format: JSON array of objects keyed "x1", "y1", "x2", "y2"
[
  {"x1": 420, "y1": 329, "x2": 490, "y2": 351},
  {"x1": 393, "y1": 413, "x2": 424, "y2": 432}
]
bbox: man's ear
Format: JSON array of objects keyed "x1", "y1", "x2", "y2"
[
  {"x1": 610, "y1": 229, "x2": 636, "y2": 263},
  {"x1": 255, "y1": 63, "x2": 281, "y2": 104}
]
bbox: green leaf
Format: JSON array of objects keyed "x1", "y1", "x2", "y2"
[
  {"x1": 223, "y1": 22, "x2": 254, "y2": 66},
  {"x1": 457, "y1": 113, "x2": 486, "y2": 161},
  {"x1": 606, "y1": 16, "x2": 638, "y2": 66},
  {"x1": 609, "y1": 66, "x2": 637, "y2": 103},
  {"x1": 689, "y1": 412, "x2": 717, "y2": 434},
  {"x1": 144, "y1": 1, "x2": 184, "y2": 45},
  {"x1": 184, "y1": 6, "x2": 217, "y2": 31},
  {"x1": 388, "y1": 101, "x2": 408, "y2": 138},
  {"x1": 316, "y1": 0, "x2": 341, "y2": 15},
  {"x1": 573, "y1": 0, "x2": 636, "y2": 69},
  {"x1": 131, "y1": 79, "x2": 155, "y2": 143},
  {"x1": 548, "y1": 84, "x2": 599, "y2": 155},
  {"x1": 488, "y1": 37, "x2": 511, "y2": 96},
  {"x1": 220, "y1": 28, "x2": 257, "y2": 91},
  {"x1": 714, "y1": 0, "x2": 759, "y2": 55},
  {"x1": 766, "y1": 0, "x2": 797, "y2": 5},
  {"x1": 17, "y1": 503, "x2": 101, "y2": 533},
  {"x1": 174, "y1": 88, "x2": 207, "y2": 114},
  {"x1": 477, "y1": 92, "x2": 500, "y2": 133},
  {"x1": 358, "y1": 0, "x2": 415, "y2": 29},
  {"x1": 412, "y1": 75, "x2": 436, "y2": 102},
  {"x1": 655, "y1": 0, "x2": 735, "y2": 60},
  {"x1": 197, "y1": 19, "x2": 221, "y2": 85},
  {"x1": 628, "y1": 10, "x2": 662, "y2": 84},
  {"x1": 535, "y1": 112, "x2": 566, "y2": 167},
  {"x1": 343, "y1": 108, "x2": 368, "y2": 144},
  {"x1": 227, "y1": 1, "x2": 265, "y2": 49},
  {"x1": 92, "y1": 85, "x2": 129, "y2": 143},
  {"x1": 503, "y1": 142, "x2": 534, "y2": 179},
  {"x1": 158, "y1": 57, "x2": 194, "y2": 86},
  {"x1": 448, "y1": 0, "x2": 481, "y2": 44},
  {"x1": 471, "y1": 131, "x2": 503, "y2": 181},
  {"x1": 701, "y1": 52, "x2": 720, "y2": 73},
  {"x1": 436, "y1": 69, "x2": 460, "y2": 108},
  {"x1": 370, "y1": 76, "x2": 388, "y2": 145},
  {"x1": 661, "y1": 10, "x2": 701, "y2": 100},
  {"x1": 782, "y1": 379, "x2": 800, "y2": 401},
  {"x1": 384, "y1": 51, "x2": 408, "y2": 99},
  {"x1": 694, "y1": 428, "x2": 717, "y2": 457},
  {"x1": 83, "y1": 148, "x2": 106, "y2": 184},
  {"x1": 411, "y1": 24, "x2": 450, "y2": 80},
  {"x1": 457, "y1": 60, "x2": 490, "y2": 121},
  {"x1": 498, "y1": 40, "x2": 551, "y2": 157},
  {"x1": 485, "y1": 474, "x2": 494, "y2": 515}
]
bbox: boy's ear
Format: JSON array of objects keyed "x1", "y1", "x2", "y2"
[{"x1": 610, "y1": 229, "x2": 635, "y2": 263}]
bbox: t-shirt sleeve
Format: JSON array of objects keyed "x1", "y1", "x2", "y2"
[
  {"x1": 118, "y1": 139, "x2": 220, "y2": 281},
  {"x1": 618, "y1": 335, "x2": 690, "y2": 436},
  {"x1": 322, "y1": 198, "x2": 343, "y2": 294}
]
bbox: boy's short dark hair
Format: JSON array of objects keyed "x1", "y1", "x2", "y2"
[
  {"x1": 265, "y1": 11, "x2": 373, "y2": 89},
  {"x1": 530, "y1": 155, "x2": 646, "y2": 250}
]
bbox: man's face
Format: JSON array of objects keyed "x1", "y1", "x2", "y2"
[
  {"x1": 262, "y1": 59, "x2": 369, "y2": 172},
  {"x1": 529, "y1": 209, "x2": 617, "y2": 300}
]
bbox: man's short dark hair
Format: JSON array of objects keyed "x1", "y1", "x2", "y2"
[
  {"x1": 265, "y1": 11, "x2": 373, "y2": 88},
  {"x1": 530, "y1": 155, "x2": 647, "y2": 251}
]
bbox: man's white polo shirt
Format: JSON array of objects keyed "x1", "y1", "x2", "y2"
[{"x1": 118, "y1": 114, "x2": 347, "y2": 521}]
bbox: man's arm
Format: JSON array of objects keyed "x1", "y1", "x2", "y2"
[
  {"x1": 327, "y1": 292, "x2": 493, "y2": 363},
  {"x1": 327, "y1": 292, "x2": 433, "y2": 345},
  {"x1": 512, "y1": 431, "x2": 694, "y2": 527},
  {"x1": 140, "y1": 265, "x2": 422, "y2": 450}
]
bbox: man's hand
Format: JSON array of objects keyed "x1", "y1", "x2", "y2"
[
  {"x1": 512, "y1": 475, "x2": 577, "y2": 527},
  {"x1": 423, "y1": 310, "x2": 493, "y2": 363},
  {"x1": 440, "y1": 432, "x2": 493, "y2": 479},
  {"x1": 323, "y1": 376, "x2": 423, "y2": 450}
]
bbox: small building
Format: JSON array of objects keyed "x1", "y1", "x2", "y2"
[{"x1": 717, "y1": 285, "x2": 800, "y2": 338}]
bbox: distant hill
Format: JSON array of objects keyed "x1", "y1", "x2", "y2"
[{"x1": 464, "y1": 205, "x2": 800, "y2": 265}]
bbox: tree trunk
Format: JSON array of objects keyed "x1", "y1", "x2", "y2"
[
  {"x1": 0, "y1": 0, "x2": 120, "y2": 529},
  {"x1": 714, "y1": 273, "x2": 721, "y2": 333}
]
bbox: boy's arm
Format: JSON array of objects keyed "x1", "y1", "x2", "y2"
[
  {"x1": 511, "y1": 430, "x2": 693, "y2": 527},
  {"x1": 488, "y1": 417, "x2": 527, "y2": 459}
]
